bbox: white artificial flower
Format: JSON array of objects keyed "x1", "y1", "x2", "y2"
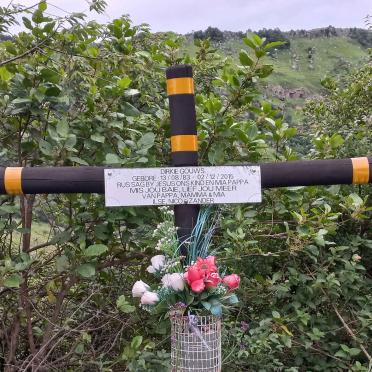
[
  {"x1": 161, "y1": 273, "x2": 185, "y2": 291},
  {"x1": 161, "y1": 274, "x2": 172, "y2": 287},
  {"x1": 170, "y1": 273, "x2": 185, "y2": 291},
  {"x1": 140, "y1": 291, "x2": 159, "y2": 305},
  {"x1": 150, "y1": 255, "x2": 166, "y2": 270},
  {"x1": 132, "y1": 280, "x2": 150, "y2": 298},
  {"x1": 146, "y1": 265, "x2": 156, "y2": 274}
]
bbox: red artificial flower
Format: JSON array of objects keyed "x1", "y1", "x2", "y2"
[
  {"x1": 191, "y1": 278, "x2": 205, "y2": 293},
  {"x1": 205, "y1": 272, "x2": 221, "y2": 288},
  {"x1": 185, "y1": 256, "x2": 221, "y2": 293},
  {"x1": 185, "y1": 266, "x2": 204, "y2": 285},
  {"x1": 195, "y1": 256, "x2": 217, "y2": 275},
  {"x1": 223, "y1": 274, "x2": 241, "y2": 290}
]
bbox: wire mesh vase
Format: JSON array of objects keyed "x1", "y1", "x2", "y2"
[{"x1": 170, "y1": 315, "x2": 221, "y2": 371}]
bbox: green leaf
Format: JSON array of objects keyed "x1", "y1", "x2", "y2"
[
  {"x1": 39, "y1": 139, "x2": 53, "y2": 156},
  {"x1": 84, "y1": 244, "x2": 108, "y2": 257},
  {"x1": 12, "y1": 97, "x2": 32, "y2": 104},
  {"x1": 105, "y1": 153, "x2": 121, "y2": 165},
  {"x1": 243, "y1": 36, "x2": 257, "y2": 49},
  {"x1": 116, "y1": 295, "x2": 136, "y2": 313},
  {"x1": 45, "y1": 86, "x2": 61, "y2": 96},
  {"x1": 137, "y1": 132, "x2": 155, "y2": 148},
  {"x1": 335, "y1": 350, "x2": 348, "y2": 358},
  {"x1": 121, "y1": 102, "x2": 140, "y2": 117},
  {"x1": 38, "y1": 1, "x2": 47, "y2": 12},
  {"x1": 348, "y1": 193, "x2": 363, "y2": 207},
  {"x1": 186, "y1": 294, "x2": 195, "y2": 305},
  {"x1": 87, "y1": 46, "x2": 99, "y2": 58},
  {"x1": 239, "y1": 50, "x2": 254, "y2": 67},
  {"x1": 208, "y1": 145, "x2": 224, "y2": 164},
  {"x1": 252, "y1": 33, "x2": 264, "y2": 46},
  {"x1": 257, "y1": 64, "x2": 273, "y2": 78},
  {"x1": 247, "y1": 124, "x2": 258, "y2": 139},
  {"x1": 330, "y1": 134, "x2": 344, "y2": 148},
  {"x1": 90, "y1": 134, "x2": 105, "y2": 143},
  {"x1": 255, "y1": 49, "x2": 267, "y2": 58},
  {"x1": 77, "y1": 263, "x2": 96, "y2": 278},
  {"x1": 4, "y1": 41, "x2": 17, "y2": 55},
  {"x1": 131, "y1": 335, "x2": 143, "y2": 349},
  {"x1": 264, "y1": 41, "x2": 286, "y2": 50},
  {"x1": 75, "y1": 343, "x2": 84, "y2": 354},
  {"x1": 348, "y1": 348, "x2": 361, "y2": 356},
  {"x1": 0, "y1": 67, "x2": 12, "y2": 81},
  {"x1": 117, "y1": 77, "x2": 132, "y2": 89},
  {"x1": 65, "y1": 135, "x2": 77, "y2": 149},
  {"x1": 32, "y1": 9, "x2": 44, "y2": 24},
  {"x1": 22, "y1": 17, "x2": 33, "y2": 30},
  {"x1": 56, "y1": 120, "x2": 69, "y2": 137},
  {"x1": 4, "y1": 274, "x2": 23, "y2": 288},
  {"x1": 43, "y1": 21, "x2": 55, "y2": 33},
  {"x1": 41, "y1": 68, "x2": 60, "y2": 83}
]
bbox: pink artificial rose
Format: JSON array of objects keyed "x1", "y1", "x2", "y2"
[
  {"x1": 223, "y1": 274, "x2": 241, "y2": 290},
  {"x1": 205, "y1": 272, "x2": 221, "y2": 288},
  {"x1": 195, "y1": 256, "x2": 217, "y2": 275},
  {"x1": 186, "y1": 266, "x2": 204, "y2": 285},
  {"x1": 191, "y1": 278, "x2": 205, "y2": 293}
]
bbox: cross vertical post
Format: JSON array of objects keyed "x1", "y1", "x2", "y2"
[{"x1": 166, "y1": 64, "x2": 199, "y2": 256}]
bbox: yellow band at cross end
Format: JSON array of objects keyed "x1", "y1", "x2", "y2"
[
  {"x1": 4, "y1": 167, "x2": 23, "y2": 195},
  {"x1": 171, "y1": 135, "x2": 198, "y2": 152},
  {"x1": 167, "y1": 77, "x2": 194, "y2": 96},
  {"x1": 351, "y1": 157, "x2": 369, "y2": 184}
]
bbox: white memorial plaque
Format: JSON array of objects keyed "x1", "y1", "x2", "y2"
[{"x1": 104, "y1": 166, "x2": 261, "y2": 207}]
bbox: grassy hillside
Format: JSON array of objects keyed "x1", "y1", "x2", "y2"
[
  {"x1": 184, "y1": 34, "x2": 369, "y2": 125},
  {"x1": 265, "y1": 36, "x2": 368, "y2": 91},
  {"x1": 185, "y1": 35, "x2": 369, "y2": 93}
]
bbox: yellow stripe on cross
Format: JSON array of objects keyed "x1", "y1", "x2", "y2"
[
  {"x1": 171, "y1": 135, "x2": 198, "y2": 152},
  {"x1": 4, "y1": 167, "x2": 23, "y2": 195},
  {"x1": 351, "y1": 157, "x2": 370, "y2": 184},
  {"x1": 166, "y1": 77, "x2": 194, "y2": 96}
]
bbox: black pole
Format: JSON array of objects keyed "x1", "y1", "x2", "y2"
[
  {"x1": 0, "y1": 158, "x2": 371, "y2": 195},
  {"x1": 166, "y1": 64, "x2": 200, "y2": 255}
]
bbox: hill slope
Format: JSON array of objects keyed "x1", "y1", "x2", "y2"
[{"x1": 189, "y1": 35, "x2": 369, "y2": 93}]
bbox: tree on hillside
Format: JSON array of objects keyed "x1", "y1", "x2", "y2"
[
  {"x1": 257, "y1": 28, "x2": 290, "y2": 50},
  {"x1": 193, "y1": 26, "x2": 224, "y2": 42},
  {"x1": 349, "y1": 28, "x2": 372, "y2": 48}
]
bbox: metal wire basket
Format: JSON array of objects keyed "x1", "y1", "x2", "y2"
[{"x1": 170, "y1": 315, "x2": 221, "y2": 371}]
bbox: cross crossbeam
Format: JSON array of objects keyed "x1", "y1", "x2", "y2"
[{"x1": 0, "y1": 158, "x2": 370, "y2": 196}]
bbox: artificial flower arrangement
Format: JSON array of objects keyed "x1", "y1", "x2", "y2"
[{"x1": 131, "y1": 207, "x2": 240, "y2": 317}]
